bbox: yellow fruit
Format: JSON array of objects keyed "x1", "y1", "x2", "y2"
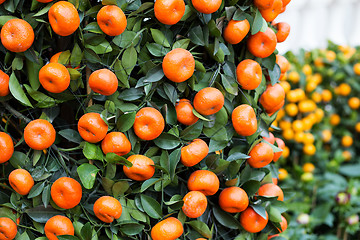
[
  {"x1": 314, "y1": 109, "x2": 324, "y2": 123},
  {"x1": 348, "y1": 97, "x2": 360, "y2": 110},
  {"x1": 311, "y1": 92, "x2": 322, "y2": 103},
  {"x1": 279, "y1": 120, "x2": 291, "y2": 130},
  {"x1": 322, "y1": 130, "x2": 332, "y2": 143},
  {"x1": 353, "y1": 63, "x2": 360, "y2": 76},
  {"x1": 321, "y1": 89, "x2": 332, "y2": 102},
  {"x1": 330, "y1": 114, "x2": 340, "y2": 126},
  {"x1": 285, "y1": 103, "x2": 298, "y2": 117},
  {"x1": 282, "y1": 146, "x2": 289, "y2": 158},
  {"x1": 288, "y1": 71, "x2": 300, "y2": 83},
  {"x1": 295, "y1": 89, "x2": 306, "y2": 101},
  {"x1": 303, "y1": 133, "x2": 314, "y2": 145},
  {"x1": 342, "y1": 151, "x2": 351, "y2": 161},
  {"x1": 276, "y1": 109, "x2": 285, "y2": 120},
  {"x1": 279, "y1": 81, "x2": 291, "y2": 93},
  {"x1": 278, "y1": 168, "x2": 288, "y2": 181},
  {"x1": 302, "y1": 118, "x2": 313, "y2": 131},
  {"x1": 314, "y1": 58, "x2": 324, "y2": 67},
  {"x1": 294, "y1": 131, "x2": 305, "y2": 143},
  {"x1": 326, "y1": 50, "x2": 336, "y2": 62},
  {"x1": 337, "y1": 83, "x2": 351, "y2": 96},
  {"x1": 302, "y1": 64, "x2": 312, "y2": 75},
  {"x1": 303, "y1": 144, "x2": 316, "y2": 156},
  {"x1": 306, "y1": 81, "x2": 317, "y2": 93},
  {"x1": 341, "y1": 136, "x2": 353, "y2": 147},
  {"x1": 356, "y1": 122, "x2": 360, "y2": 133},
  {"x1": 298, "y1": 100, "x2": 316, "y2": 113},
  {"x1": 292, "y1": 120, "x2": 304, "y2": 132},
  {"x1": 312, "y1": 73, "x2": 322, "y2": 84},
  {"x1": 282, "y1": 129, "x2": 294, "y2": 140},
  {"x1": 286, "y1": 90, "x2": 298, "y2": 103},
  {"x1": 303, "y1": 163, "x2": 315, "y2": 173}
]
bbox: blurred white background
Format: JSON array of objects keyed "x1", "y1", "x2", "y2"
[{"x1": 276, "y1": 0, "x2": 360, "y2": 53}]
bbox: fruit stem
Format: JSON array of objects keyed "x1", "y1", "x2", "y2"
[
  {"x1": 1, "y1": 102, "x2": 31, "y2": 123},
  {"x1": 86, "y1": 65, "x2": 93, "y2": 107}
]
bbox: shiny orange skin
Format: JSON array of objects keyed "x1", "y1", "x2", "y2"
[
  {"x1": 78, "y1": 112, "x2": 108, "y2": 143},
  {"x1": 254, "y1": 0, "x2": 274, "y2": 10},
  {"x1": 348, "y1": 97, "x2": 360, "y2": 109},
  {"x1": 247, "y1": 142, "x2": 274, "y2": 168},
  {"x1": 268, "y1": 234, "x2": 279, "y2": 239},
  {"x1": 89, "y1": 69, "x2": 118, "y2": 96},
  {"x1": 219, "y1": 187, "x2": 249, "y2": 213},
  {"x1": 276, "y1": 55, "x2": 290, "y2": 80},
  {"x1": 236, "y1": 59, "x2": 262, "y2": 90},
  {"x1": 278, "y1": 215, "x2": 288, "y2": 232},
  {"x1": 0, "y1": 132, "x2": 14, "y2": 163},
  {"x1": 193, "y1": 87, "x2": 224, "y2": 116},
  {"x1": 0, "y1": 70, "x2": 10, "y2": 97},
  {"x1": 51, "y1": 177, "x2": 82, "y2": 209},
  {"x1": 97, "y1": 5, "x2": 127, "y2": 36},
  {"x1": 258, "y1": 183, "x2": 284, "y2": 201},
  {"x1": 191, "y1": 0, "x2": 222, "y2": 14},
  {"x1": 44, "y1": 215, "x2": 74, "y2": 240},
  {"x1": 133, "y1": 107, "x2": 165, "y2": 140},
  {"x1": 274, "y1": 22, "x2": 290, "y2": 43},
  {"x1": 24, "y1": 119, "x2": 56, "y2": 150},
  {"x1": 187, "y1": 170, "x2": 219, "y2": 196},
  {"x1": 240, "y1": 207, "x2": 269, "y2": 233},
  {"x1": 273, "y1": 137, "x2": 285, "y2": 162},
  {"x1": 49, "y1": 52, "x2": 62, "y2": 63},
  {"x1": 101, "y1": 132, "x2": 131, "y2": 156},
  {"x1": 223, "y1": 19, "x2": 250, "y2": 45},
  {"x1": 175, "y1": 99, "x2": 199, "y2": 126},
  {"x1": 48, "y1": 1, "x2": 80, "y2": 36},
  {"x1": 93, "y1": 196, "x2": 122, "y2": 223},
  {"x1": 1, "y1": 19, "x2": 34, "y2": 53},
  {"x1": 154, "y1": 0, "x2": 185, "y2": 25},
  {"x1": 8, "y1": 169, "x2": 34, "y2": 195},
  {"x1": 163, "y1": 48, "x2": 195, "y2": 83},
  {"x1": 181, "y1": 139, "x2": 209, "y2": 167},
  {"x1": 123, "y1": 155, "x2": 155, "y2": 181},
  {"x1": 260, "y1": 84, "x2": 285, "y2": 113},
  {"x1": 37, "y1": 0, "x2": 53, "y2": 3},
  {"x1": 151, "y1": 217, "x2": 184, "y2": 240},
  {"x1": 0, "y1": 0, "x2": 6, "y2": 3},
  {"x1": 232, "y1": 104, "x2": 258, "y2": 136},
  {"x1": 263, "y1": 132, "x2": 275, "y2": 144},
  {"x1": 0, "y1": 217, "x2": 17, "y2": 240},
  {"x1": 182, "y1": 191, "x2": 208, "y2": 218},
  {"x1": 247, "y1": 27, "x2": 277, "y2": 58},
  {"x1": 259, "y1": 0, "x2": 283, "y2": 22},
  {"x1": 39, "y1": 63, "x2": 70, "y2": 93}
]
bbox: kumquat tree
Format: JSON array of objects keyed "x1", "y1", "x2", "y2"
[{"x1": 0, "y1": 0, "x2": 292, "y2": 239}]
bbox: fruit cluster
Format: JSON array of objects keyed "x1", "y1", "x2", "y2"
[
  {"x1": 276, "y1": 42, "x2": 360, "y2": 239},
  {"x1": 0, "y1": 0, "x2": 292, "y2": 239}
]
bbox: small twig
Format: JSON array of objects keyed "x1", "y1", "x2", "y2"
[
  {"x1": 86, "y1": 66, "x2": 93, "y2": 107},
  {"x1": 1, "y1": 102, "x2": 31, "y2": 123},
  {"x1": 2, "y1": 115, "x2": 23, "y2": 135}
]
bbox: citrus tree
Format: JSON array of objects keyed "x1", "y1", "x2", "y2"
[
  {"x1": 0, "y1": 0, "x2": 292, "y2": 239},
  {"x1": 276, "y1": 42, "x2": 360, "y2": 239}
]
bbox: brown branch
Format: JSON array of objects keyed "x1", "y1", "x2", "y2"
[{"x1": 1, "y1": 102, "x2": 31, "y2": 123}]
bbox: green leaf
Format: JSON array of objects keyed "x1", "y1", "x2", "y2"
[
  {"x1": 268, "y1": 64, "x2": 281, "y2": 85},
  {"x1": 122, "y1": 47, "x2": 137, "y2": 75},
  {"x1": 140, "y1": 195, "x2": 162, "y2": 219},
  {"x1": 33, "y1": 4, "x2": 52, "y2": 16},
  {"x1": 188, "y1": 221, "x2": 212, "y2": 238},
  {"x1": 113, "y1": 30, "x2": 142, "y2": 49},
  {"x1": 25, "y1": 206, "x2": 62, "y2": 223},
  {"x1": 146, "y1": 43, "x2": 170, "y2": 57},
  {"x1": 221, "y1": 74, "x2": 238, "y2": 95},
  {"x1": 213, "y1": 206, "x2": 240, "y2": 229},
  {"x1": 209, "y1": 139, "x2": 228, "y2": 153},
  {"x1": 28, "y1": 182, "x2": 45, "y2": 198},
  {"x1": 84, "y1": 22, "x2": 103, "y2": 34},
  {"x1": 9, "y1": 73, "x2": 33, "y2": 107},
  {"x1": 85, "y1": 40, "x2": 112, "y2": 54},
  {"x1": 180, "y1": 121, "x2": 203, "y2": 141},
  {"x1": 192, "y1": 109, "x2": 211, "y2": 122},
  {"x1": 105, "y1": 153, "x2": 132, "y2": 167},
  {"x1": 58, "y1": 129, "x2": 82, "y2": 144},
  {"x1": 251, "y1": 9, "x2": 264, "y2": 35},
  {"x1": 12, "y1": 57, "x2": 23, "y2": 70},
  {"x1": 57, "y1": 236, "x2": 80, "y2": 240},
  {"x1": 120, "y1": 223, "x2": 145, "y2": 236},
  {"x1": 114, "y1": 59, "x2": 130, "y2": 88},
  {"x1": 169, "y1": 148, "x2": 181, "y2": 180},
  {"x1": 195, "y1": 60, "x2": 206, "y2": 73},
  {"x1": 233, "y1": 9, "x2": 247, "y2": 21},
  {"x1": 9, "y1": 151, "x2": 29, "y2": 168},
  {"x1": 42, "y1": 185, "x2": 51, "y2": 208},
  {"x1": 118, "y1": 88, "x2": 144, "y2": 101},
  {"x1": 173, "y1": 39, "x2": 190, "y2": 50},
  {"x1": 140, "y1": 178, "x2": 160, "y2": 192},
  {"x1": 116, "y1": 111, "x2": 136, "y2": 132},
  {"x1": 151, "y1": 29, "x2": 170, "y2": 47},
  {"x1": 208, "y1": 20, "x2": 221, "y2": 37},
  {"x1": 153, "y1": 133, "x2": 181, "y2": 150},
  {"x1": 269, "y1": 206, "x2": 282, "y2": 222},
  {"x1": 83, "y1": 142, "x2": 104, "y2": 161},
  {"x1": 112, "y1": 181, "x2": 130, "y2": 197},
  {"x1": 227, "y1": 152, "x2": 250, "y2": 161},
  {"x1": 251, "y1": 205, "x2": 268, "y2": 220},
  {"x1": 189, "y1": 26, "x2": 205, "y2": 46},
  {"x1": 242, "y1": 180, "x2": 260, "y2": 196},
  {"x1": 0, "y1": 16, "x2": 17, "y2": 26},
  {"x1": 339, "y1": 164, "x2": 360, "y2": 177},
  {"x1": 77, "y1": 163, "x2": 99, "y2": 189}
]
